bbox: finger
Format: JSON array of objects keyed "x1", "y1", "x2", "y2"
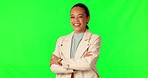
[
  {"x1": 88, "y1": 51, "x2": 92, "y2": 53},
  {"x1": 50, "y1": 61, "x2": 58, "y2": 65},
  {"x1": 85, "y1": 52, "x2": 92, "y2": 55},
  {"x1": 87, "y1": 54, "x2": 92, "y2": 56},
  {"x1": 50, "y1": 59, "x2": 57, "y2": 63},
  {"x1": 84, "y1": 53, "x2": 93, "y2": 57},
  {"x1": 51, "y1": 56, "x2": 59, "y2": 61},
  {"x1": 51, "y1": 58, "x2": 58, "y2": 61},
  {"x1": 85, "y1": 54, "x2": 92, "y2": 57},
  {"x1": 52, "y1": 54, "x2": 59, "y2": 58}
]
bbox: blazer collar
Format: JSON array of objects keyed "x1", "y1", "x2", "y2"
[
  {"x1": 61, "y1": 29, "x2": 92, "y2": 58},
  {"x1": 65, "y1": 29, "x2": 91, "y2": 41},
  {"x1": 75, "y1": 29, "x2": 92, "y2": 58}
]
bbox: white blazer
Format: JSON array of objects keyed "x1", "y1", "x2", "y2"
[{"x1": 50, "y1": 29, "x2": 101, "y2": 78}]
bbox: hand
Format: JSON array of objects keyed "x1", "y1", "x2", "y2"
[
  {"x1": 84, "y1": 51, "x2": 93, "y2": 57},
  {"x1": 50, "y1": 54, "x2": 61, "y2": 66}
]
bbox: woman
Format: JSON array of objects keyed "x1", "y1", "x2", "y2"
[{"x1": 50, "y1": 3, "x2": 101, "y2": 78}]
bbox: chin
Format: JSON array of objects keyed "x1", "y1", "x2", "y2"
[
  {"x1": 74, "y1": 28, "x2": 81, "y2": 31},
  {"x1": 74, "y1": 29, "x2": 84, "y2": 33}
]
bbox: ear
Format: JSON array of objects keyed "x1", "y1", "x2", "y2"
[{"x1": 87, "y1": 16, "x2": 90, "y2": 23}]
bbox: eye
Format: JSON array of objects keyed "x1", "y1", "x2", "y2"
[
  {"x1": 78, "y1": 15, "x2": 83, "y2": 18},
  {"x1": 70, "y1": 16, "x2": 74, "y2": 18},
  {"x1": 79, "y1": 16, "x2": 83, "y2": 18}
]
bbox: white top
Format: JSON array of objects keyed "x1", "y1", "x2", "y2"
[{"x1": 70, "y1": 33, "x2": 84, "y2": 58}]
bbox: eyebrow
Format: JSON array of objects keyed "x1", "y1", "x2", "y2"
[{"x1": 70, "y1": 14, "x2": 84, "y2": 16}]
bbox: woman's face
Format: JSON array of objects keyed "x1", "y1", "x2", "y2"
[{"x1": 70, "y1": 7, "x2": 90, "y2": 33}]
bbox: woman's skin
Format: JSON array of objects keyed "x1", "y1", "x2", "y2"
[
  {"x1": 50, "y1": 55, "x2": 60, "y2": 66},
  {"x1": 50, "y1": 6, "x2": 91, "y2": 66},
  {"x1": 70, "y1": 6, "x2": 90, "y2": 34}
]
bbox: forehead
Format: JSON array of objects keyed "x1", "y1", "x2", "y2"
[{"x1": 70, "y1": 7, "x2": 85, "y2": 15}]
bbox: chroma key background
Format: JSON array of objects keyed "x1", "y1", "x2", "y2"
[{"x1": 0, "y1": 0, "x2": 148, "y2": 78}]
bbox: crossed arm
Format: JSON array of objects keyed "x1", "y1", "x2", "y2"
[
  {"x1": 50, "y1": 37, "x2": 101, "y2": 74},
  {"x1": 50, "y1": 51, "x2": 93, "y2": 66},
  {"x1": 50, "y1": 52, "x2": 93, "y2": 73}
]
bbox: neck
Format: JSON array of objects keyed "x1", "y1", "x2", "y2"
[{"x1": 74, "y1": 29, "x2": 86, "y2": 34}]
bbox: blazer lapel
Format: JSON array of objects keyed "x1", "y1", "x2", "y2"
[
  {"x1": 60, "y1": 32, "x2": 74, "y2": 58},
  {"x1": 75, "y1": 30, "x2": 92, "y2": 58}
]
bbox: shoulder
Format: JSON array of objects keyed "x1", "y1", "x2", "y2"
[
  {"x1": 89, "y1": 30, "x2": 101, "y2": 40},
  {"x1": 91, "y1": 34, "x2": 101, "y2": 39},
  {"x1": 56, "y1": 33, "x2": 71, "y2": 43},
  {"x1": 89, "y1": 32, "x2": 101, "y2": 44},
  {"x1": 86, "y1": 29, "x2": 101, "y2": 40}
]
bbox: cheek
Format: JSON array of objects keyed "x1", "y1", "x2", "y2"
[
  {"x1": 70, "y1": 19, "x2": 73, "y2": 24},
  {"x1": 80, "y1": 19, "x2": 87, "y2": 24}
]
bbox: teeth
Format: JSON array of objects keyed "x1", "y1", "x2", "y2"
[{"x1": 74, "y1": 24, "x2": 80, "y2": 26}]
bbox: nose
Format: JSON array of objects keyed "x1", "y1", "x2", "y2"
[{"x1": 74, "y1": 17, "x2": 79, "y2": 22}]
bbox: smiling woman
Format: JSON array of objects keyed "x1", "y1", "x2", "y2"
[
  {"x1": 70, "y1": 3, "x2": 90, "y2": 33},
  {"x1": 50, "y1": 3, "x2": 101, "y2": 78}
]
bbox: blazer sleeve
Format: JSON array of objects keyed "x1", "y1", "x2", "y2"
[
  {"x1": 50, "y1": 64, "x2": 74, "y2": 74},
  {"x1": 62, "y1": 35, "x2": 101, "y2": 71},
  {"x1": 50, "y1": 37, "x2": 74, "y2": 74}
]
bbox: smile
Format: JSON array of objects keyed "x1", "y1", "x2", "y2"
[{"x1": 74, "y1": 23, "x2": 81, "y2": 26}]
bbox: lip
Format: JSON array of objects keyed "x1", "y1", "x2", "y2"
[{"x1": 73, "y1": 23, "x2": 81, "y2": 26}]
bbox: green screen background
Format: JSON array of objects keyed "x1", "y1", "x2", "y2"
[{"x1": 0, "y1": 0, "x2": 148, "y2": 78}]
